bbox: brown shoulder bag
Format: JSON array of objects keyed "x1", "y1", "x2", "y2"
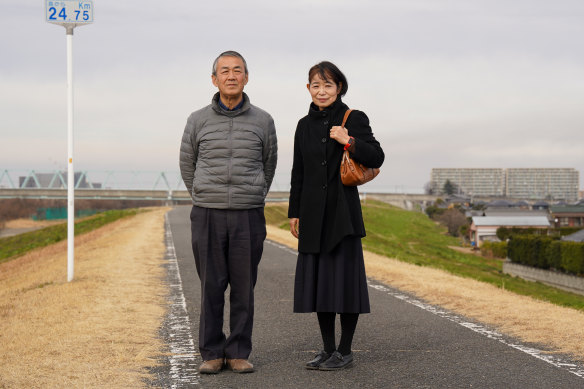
[{"x1": 339, "y1": 109, "x2": 380, "y2": 186}]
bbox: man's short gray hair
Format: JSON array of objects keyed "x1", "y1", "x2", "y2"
[{"x1": 212, "y1": 50, "x2": 249, "y2": 76}]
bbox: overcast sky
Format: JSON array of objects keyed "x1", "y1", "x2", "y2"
[{"x1": 1, "y1": 0, "x2": 583, "y2": 192}]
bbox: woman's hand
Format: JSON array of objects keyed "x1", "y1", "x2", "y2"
[
  {"x1": 329, "y1": 125, "x2": 351, "y2": 145},
  {"x1": 289, "y1": 218, "x2": 299, "y2": 239}
]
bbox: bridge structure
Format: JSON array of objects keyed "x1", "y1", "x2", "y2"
[
  {"x1": 0, "y1": 169, "x2": 190, "y2": 203},
  {"x1": 0, "y1": 169, "x2": 442, "y2": 207}
]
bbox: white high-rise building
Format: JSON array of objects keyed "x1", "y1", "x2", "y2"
[
  {"x1": 506, "y1": 168, "x2": 579, "y2": 201},
  {"x1": 430, "y1": 168, "x2": 579, "y2": 200},
  {"x1": 430, "y1": 168, "x2": 505, "y2": 196}
]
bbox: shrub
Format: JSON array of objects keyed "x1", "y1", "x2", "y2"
[
  {"x1": 545, "y1": 241, "x2": 563, "y2": 270},
  {"x1": 508, "y1": 236, "x2": 584, "y2": 276},
  {"x1": 425, "y1": 205, "x2": 445, "y2": 219},
  {"x1": 459, "y1": 224, "x2": 470, "y2": 238},
  {"x1": 555, "y1": 227, "x2": 584, "y2": 237},
  {"x1": 560, "y1": 242, "x2": 584, "y2": 275},
  {"x1": 480, "y1": 241, "x2": 507, "y2": 258},
  {"x1": 496, "y1": 227, "x2": 547, "y2": 241}
]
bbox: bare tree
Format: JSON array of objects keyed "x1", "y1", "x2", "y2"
[
  {"x1": 437, "y1": 208, "x2": 468, "y2": 237},
  {"x1": 424, "y1": 181, "x2": 435, "y2": 195}
]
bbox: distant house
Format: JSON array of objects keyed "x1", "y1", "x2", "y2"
[
  {"x1": 445, "y1": 194, "x2": 471, "y2": 206},
  {"x1": 487, "y1": 200, "x2": 513, "y2": 208},
  {"x1": 532, "y1": 201, "x2": 550, "y2": 210},
  {"x1": 550, "y1": 205, "x2": 584, "y2": 228},
  {"x1": 466, "y1": 205, "x2": 549, "y2": 219},
  {"x1": 483, "y1": 209, "x2": 549, "y2": 218},
  {"x1": 469, "y1": 216, "x2": 551, "y2": 248}
]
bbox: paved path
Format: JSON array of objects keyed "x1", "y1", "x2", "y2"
[
  {"x1": 0, "y1": 226, "x2": 42, "y2": 238},
  {"x1": 156, "y1": 206, "x2": 584, "y2": 388}
]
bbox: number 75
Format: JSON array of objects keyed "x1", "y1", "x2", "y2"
[{"x1": 74, "y1": 10, "x2": 90, "y2": 21}]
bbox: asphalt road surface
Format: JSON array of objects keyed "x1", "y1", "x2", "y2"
[{"x1": 154, "y1": 206, "x2": 584, "y2": 389}]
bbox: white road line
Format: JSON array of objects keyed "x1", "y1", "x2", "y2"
[
  {"x1": 368, "y1": 282, "x2": 584, "y2": 380},
  {"x1": 266, "y1": 239, "x2": 298, "y2": 255},
  {"x1": 164, "y1": 214, "x2": 200, "y2": 388},
  {"x1": 266, "y1": 240, "x2": 584, "y2": 380}
]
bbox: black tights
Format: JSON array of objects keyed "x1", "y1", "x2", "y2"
[{"x1": 317, "y1": 312, "x2": 359, "y2": 356}]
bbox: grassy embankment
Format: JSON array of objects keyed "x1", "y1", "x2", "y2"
[
  {"x1": 0, "y1": 209, "x2": 142, "y2": 264},
  {"x1": 0, "y1": 207, "x2": 167, "y2": 388},
  {"x1": 265, "y1": 200, "x2": 584, "y2": 311}
]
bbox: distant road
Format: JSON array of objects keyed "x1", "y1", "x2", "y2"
[
  {"x1": 158, "y1": 206, "x2": 584, "y2": 388},
  {"x1": 0, "y1": 227, "x2": 41, "y2": 238}
]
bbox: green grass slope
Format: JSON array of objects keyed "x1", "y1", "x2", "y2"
[
  {"x1": 0, "y1": 209, "x2": 143, "y2": 264},
  {"x1": 265, "y1": 201, "x2": 584, "y2": 310}
]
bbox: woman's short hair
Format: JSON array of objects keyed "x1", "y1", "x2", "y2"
[
  {"x1": 212, "y1": 50, "x2": 249, "y2": 76},
  {"x1": 308, "y1": 61, "x2": 348, "y2": 96}
]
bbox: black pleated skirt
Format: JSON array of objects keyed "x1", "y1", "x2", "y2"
[{"x1": 293, "y1": 236, "x2": 370, "y2": 314}]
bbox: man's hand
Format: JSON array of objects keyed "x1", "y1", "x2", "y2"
[{"x1": 289, "y1": 218, "x2": 299, "y2": 239}]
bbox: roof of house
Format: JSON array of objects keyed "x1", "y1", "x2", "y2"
[
  {"x1": 562, "y1": 229, "x2": 584, "y2": 242},
  {"x1": 484, "y1": 210, "x2": 549, "y2": 218},
  {"x1": 471, "y1": 216, "x2": 551, "y2": 227},
  {"x1": 465, "y1": 210, "x2": 484, "y2": 218},
  {"x1": 487, "y1": 200, "x2": 513, "y2": 207},
  {"x1": 550, "y1": 205, "x2": 584, "y2": 214}
]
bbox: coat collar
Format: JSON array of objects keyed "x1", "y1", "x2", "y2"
[
  {"x1": 211, "y1": 92, "x2": 251, "y2": 117},
  {"x1": 308, "y1": 96, "x2": 347, "y2": 119}
]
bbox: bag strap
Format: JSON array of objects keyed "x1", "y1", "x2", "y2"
[{"x1": 341, "y1": 109, "x2": 353, "y2": 127}]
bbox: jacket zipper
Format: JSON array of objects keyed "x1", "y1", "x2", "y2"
[{"x1": 228, "y1": 118, "x2": 233, "y2": 208}]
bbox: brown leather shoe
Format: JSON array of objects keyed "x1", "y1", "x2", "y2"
[
  {"x1": 198, "y1": 358, "x2": 224, "y2": 374},
  {"x1": 226, "y1": 358, "x2": 254, "y2": 373}
]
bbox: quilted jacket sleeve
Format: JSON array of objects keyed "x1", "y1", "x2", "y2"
[
  {"x1": 179, "y1": 114, "x2": 198, "y2": 197},
  {"x1": 263, "y1": 115, "x2": 278, "y2": 193}
]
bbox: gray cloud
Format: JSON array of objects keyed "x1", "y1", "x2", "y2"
[{"x1": 1, "y1": 0, "x2": 583, "y2": 192}]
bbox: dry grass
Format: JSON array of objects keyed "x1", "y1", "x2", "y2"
[
  {"x1": 4, "y1": 218, "x2": 63, "y2": 229},
  {"x1": 266, "y1": 225, "x2": 584, "y2": 362},
  {"x1": 3, "y1": 205, "x2": 582, "y2": 387},
  {"x1": 0, "y1": 208, "x2": 170, "y2": 388}
]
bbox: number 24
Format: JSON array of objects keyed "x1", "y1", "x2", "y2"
[
  {"x1": 48, "y1": 7, "x2": 89, "y2": 21},
  {"x1": 48, "y1": 7, "x2": 66, "y2": 20}
]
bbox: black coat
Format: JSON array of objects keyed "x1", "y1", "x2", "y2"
[{"x1": 288, "y1": 98, "x2": 385, "y2": 253}]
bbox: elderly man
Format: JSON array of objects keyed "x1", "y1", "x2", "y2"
[{"x1": 179, "y1": 51, "x2": 278, "y2": 374}]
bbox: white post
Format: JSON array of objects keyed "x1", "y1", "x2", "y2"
[
  {"x1": 46, "y1": 0, "x2": 93, "y2": 282},
  {"x1": 66, "y1": 26, "x2": 75, "y2": 282}
]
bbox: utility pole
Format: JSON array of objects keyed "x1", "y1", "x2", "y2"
[{"x1": 45, "y1": 0, "x2": 94, "y2": 282}]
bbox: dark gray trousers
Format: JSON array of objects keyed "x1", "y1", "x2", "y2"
[{"x1": 190, "y1": 205, "x2": 266, "y2": 361}]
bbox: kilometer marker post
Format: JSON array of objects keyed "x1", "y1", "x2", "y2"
[{"x1": 45, "y1": 0, "x2": 94, "y2": 282}]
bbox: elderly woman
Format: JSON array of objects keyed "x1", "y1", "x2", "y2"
[{"x1": 288, "y1": 61, "x2": 385, "y2": 370}]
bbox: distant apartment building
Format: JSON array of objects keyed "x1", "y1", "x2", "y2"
[
  {"x1": 430, "y1": 168, "x2": 579, "y2": 201},
  {"x1": 506, "y1": 168, "x2": 579, "y2": 201},
  {"x1": 430, "y1": 168, "x2": 505, "y2": 196}
]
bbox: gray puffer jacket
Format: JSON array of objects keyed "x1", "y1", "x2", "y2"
[{"x1": 180, "y1": 92, "x2": 278, "y2": 209}]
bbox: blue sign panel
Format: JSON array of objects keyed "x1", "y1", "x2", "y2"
[{"x1": 45, "y1": 0, "x2": 94, "y2": 26}]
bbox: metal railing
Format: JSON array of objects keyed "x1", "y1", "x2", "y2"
[
  {"x1": 0, "y1": 169, "x2": 187, "y2": 191},
  {"x1": 0, "y1": 169, "x2": 294, "y2": 202}
]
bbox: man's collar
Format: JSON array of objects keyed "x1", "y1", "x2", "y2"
[
  {"x1": 218, "y1": 96, "x2": 244, "y2": 111},
  {"x1": 211, "y1": 92, "x2": 251, "y2": 117}
]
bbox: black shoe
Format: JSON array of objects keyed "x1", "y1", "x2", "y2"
[
  {"x1": 305, "y1": 350, "x2": 331, "y2": 370},
  {"x1": 319, "y1": 351, "x2": 354, "y2": 370}
]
